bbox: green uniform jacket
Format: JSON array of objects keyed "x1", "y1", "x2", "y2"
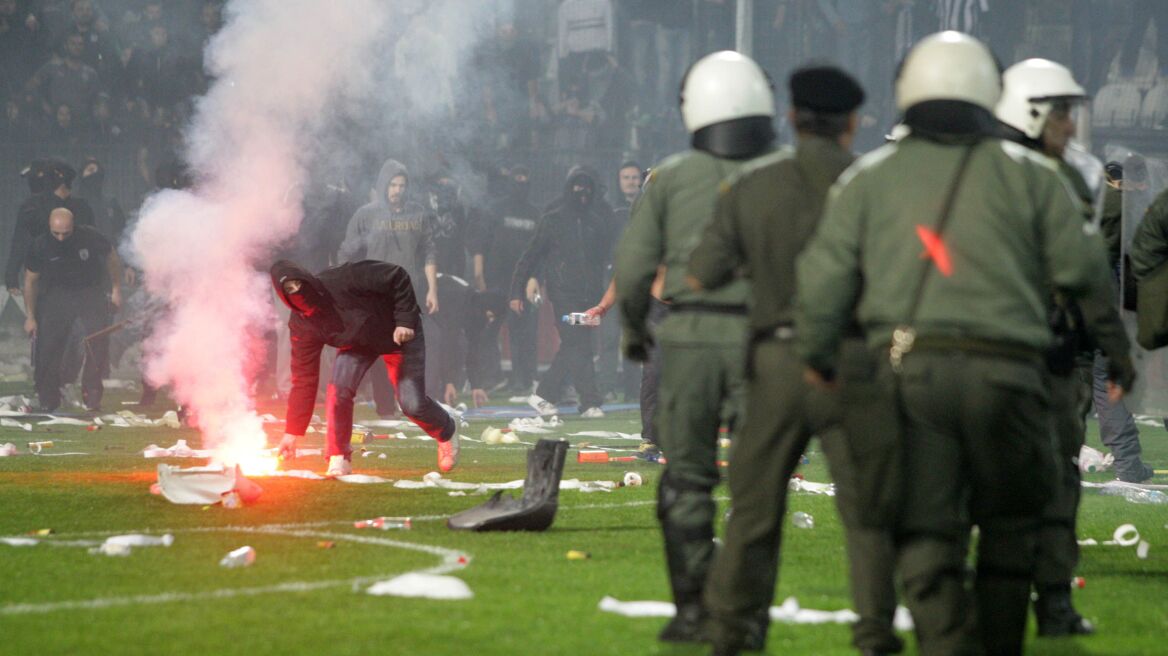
[
  {"x1": 688, "y1": 136, "x2": 855, "y2": 334},
  {"x1": 1130, "y1": 187, "x2": 1168, "y2": 279},
  {"x1": 615, "y1": 149, "x2": 759, "y2": 348},
  {"x1": 796, "y1": 136, "x2": 1114, "y2": 374}
]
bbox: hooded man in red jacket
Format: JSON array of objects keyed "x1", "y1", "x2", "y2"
[{"x1": 270, "y1": 259, "x2": 459, "y2": 476}]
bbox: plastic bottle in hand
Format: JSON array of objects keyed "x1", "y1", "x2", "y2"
[{"x1": 562, "y1": 312, "x2": 600, "y2": 326}]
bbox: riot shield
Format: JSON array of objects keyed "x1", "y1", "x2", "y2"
[{"x1": 1107, "y1": 144, "x2": 1168, "y2": 416}]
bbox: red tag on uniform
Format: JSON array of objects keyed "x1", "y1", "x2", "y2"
[{"x1": 915, "y1": 225, "x2": 953, "y2": 277}]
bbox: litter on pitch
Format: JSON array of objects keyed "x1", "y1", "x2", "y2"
[
  {"x1": 570, "y1": 431, "x2": 642, "y2": 440},
  {"x1": 155, "y1": 463, "x2": 263, "y2": 505},
  {"x1": 89, "y1": 534, "x2": 175, "y2": 557},
  {"x1": 366, "y1": 574, "x2": 473, "y2": 600},
  {"x1": 789, "y1": 478, "x2": 836, "y2": 496},
  {"x1": 1, "y1": 419, "x2": 32, "y2": 431},
  {"x1": 95, "y1": 410, "x2": 182, "y2": 429},
  {"x1": 0, "y1": 443, "x2": 16, "y2": 457},
  {"x1": 598, "y1": 596, "x2": 914, "y2": 631},
  {"x1": 144, "y1": 439, "x2": 212, "y2": 458},
  {"x1": 509, "y1": 415, "x2": 563, "y2": 433},
  {"x1": 1079, "y1": 523, "x2": 1141, "y2": 547}
]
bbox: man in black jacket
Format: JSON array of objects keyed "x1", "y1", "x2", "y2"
[
  {"x1": 509, "y1": 165, "x2": 615, "y2": 416},
  {"x1": 270, "y1": 259, "x2": 458, "y2": 477}
]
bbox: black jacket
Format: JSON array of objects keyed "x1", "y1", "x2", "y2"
[
  {"x1": 509, "y1": 167, "x2": 615, "y2": 305},
  {"x1": 271, "y1": 259, "x2": 420, "y2": 436},
  {"x1": 5, "y1": 192, "x2": 96, "y2": 290}
]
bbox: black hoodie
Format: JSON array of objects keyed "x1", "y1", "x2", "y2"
[
  {"x1": 509, "y1": 166, "x2": 616, "y2": 305},
  {"x1": 271, "y1": 259, "x2": 420, "y2": 436}
]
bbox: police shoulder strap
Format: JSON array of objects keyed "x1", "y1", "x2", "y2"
[{"x1": 890, "y1": 143, "x2": 979, "y2": 372}]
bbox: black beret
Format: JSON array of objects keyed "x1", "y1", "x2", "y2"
[{"x1": 789, "y1": 65, "x2": 865, "y2": 113}]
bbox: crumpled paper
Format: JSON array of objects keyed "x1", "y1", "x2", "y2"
[
  {"x1": 366, "y1": 574, "x2": 473, "y2": 600},
  {"x1": 0, "y1": 443, "x2": 17, "y2": 457},
  {"x1": 335, "y1": 474, "x2": 392, "y2": 484},
  {"x1": 788, "y1": 478, "x2": 836, "y2": 496},
  {"x1": 1, "y1": 418, "x2": 32, "y2": 431},
  {"x1": 509, "y1": 416, "x2": 563, "y2": 433},
  {"x1": 98, "y1": 410, "x2": 181, "y2": 429},
  {"x1": 598, "y1": 596, "x2": 914, "y2": 631},
  {"x1": 143, "y1": 439, "x2": 213, "y2": 458}
]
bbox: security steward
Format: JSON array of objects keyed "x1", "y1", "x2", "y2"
[
  {"x1": 614, "y1": 50, "x2": 776, "y2": 643},
  {"x1": 687, "y1": 66, "x2": 903, "y2": 656},
  {"x1": 796, "y1": 32, "x2": 1131, "y2": 656},
  {"x1": 23, "y1": 207, "x2": 121, "y2": 412},
  {"x1": 995, "y1": 57, "x2": 1134, "y2": 638}
]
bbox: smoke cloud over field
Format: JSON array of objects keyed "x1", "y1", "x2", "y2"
[{"x1": 128, "y1": 0, "x2": 394, "y2": 462}]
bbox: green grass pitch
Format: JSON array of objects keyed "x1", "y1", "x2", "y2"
[{"x1": 0, "y1": 386, "x2": 1165, "y2": 655}]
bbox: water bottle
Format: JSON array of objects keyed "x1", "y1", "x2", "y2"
[
  {"x1": 1076, "y1": 446, "x2": 1105, "y2": 474},
  {"x1": 562, "y1": 312, "x2": 600, "y2": 326},
  {"x1": 354, "y1": 516, "x2": 412, "y2": 530},
  {"x1": 1099, "y1": 485, "x2": 1168, "y2": 504},
  {"x1": 219, "y1": 545, "x2": 257, "y2": 568},
  {"x1": 791, "y1": 511, "x2": 814, "y2": 529}
]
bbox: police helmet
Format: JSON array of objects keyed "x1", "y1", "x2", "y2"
[
  {"x1": 679, "y1": 51, "x2": 774, "y2": 134},
  {"x1": 895, "y1": 31, "x2": 1001, "y2": 112},
  {"x1": 995, "y1": 58, "x2": 1087, "y2": 139}
]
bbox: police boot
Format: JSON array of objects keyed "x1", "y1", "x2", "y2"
[
  {"x1": 659, "y1": 596, "x2": 707, "y2": 643},
  {"x1": 1034, "y1": 586, "x2": 1095, "y2": 637},
  {"x1": 657, "y1": 471, "x2": 716, "y2": 643}
]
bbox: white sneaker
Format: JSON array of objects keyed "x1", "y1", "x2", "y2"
[
  {"x1": 580, "y1": 407, "x2": 605, "y2": 419},
  {"x1": 527, "y1": 394, "x2": 559, "y2": 417},
  {"x1": 325, "y1": 455, "x2": 352, "y2": 477},
  {"x1": 437, "y1": 433, "x2": 460, "y2": 473}
]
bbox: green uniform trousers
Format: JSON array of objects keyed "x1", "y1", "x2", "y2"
[
  {"x1": 654, "y1": 330, "x2": 745, "y2": 610},
  {"x1": 1035, "y1": 372, "x2": 1084, "y2": 586},
  {"x1": 704, "y1": 339, "x2": 900, "y2": 652},
  {"x1": 893, "y1": 349, "x2": 1054, "y2": 656}
]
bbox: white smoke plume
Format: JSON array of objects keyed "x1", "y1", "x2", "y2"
[{"x1": 129, "y1": 0, "x2": 393, "y2": 465}]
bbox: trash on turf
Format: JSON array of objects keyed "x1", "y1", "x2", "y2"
[
  {"x1": 221, "y1": 491, "x2": 243, "y2": 509},
  {"x1": 791, "y1": 511, "x2": 815, "y2": 529},
  {"x1": 335, "y1": 474, "x2": 392, "y2": 484},
  {"x1": 788, "y1": 477, "x2": 836, "y2": 496},
  {"x1": 1106, "y1": 524, "x2": 1140, "y2": 546},
  {"x1": 90, "y1": 542, "x2": 132, "y2": 557},
  {"x1": 27, "y1": 440, "x2": 52, "y2": 453},
  {"x1": 317, "y1": 541, "x2": 335, "y2": 549},
  {"x1": 219, "y1": 545, "x2": 256, "y2": 568},
  {"x1": 156, "y1": 463, "x2": 263, "y2": 505},
  {"x1": 509, "y1": 416, "x2": 562, "y2": 434},
  {"x1": 1, "y1": 537, "x2": 38, "y2": 546},
  {"x1": 378, "y1": 453, "x2": 387, "y2": 459},
  {"x1": 597, "y1": 596, "x2": 915, "y2": 630},
  {"x1": 0, "y1": 443, "x2": 16, "y2": 457},
  {"x1": 567, "y1": 550, "x2": 590, "y2": 560},
  {"x1": 2, "y1": 419, "x2": 32, "y2": 431},
  {"x1": 143, "y1": 439, "x2": 212, "y2": 458},
  {"x1": 37, "y1": 417, "x2": 92, "y2": 426},
  {"x1": 448, "y1": 439, "x2": 569, "y2": 532},
  {"x1": 106, "y1": 534, "x2": 175, "y2": 548},
  {"x1": 1137, "y1": 540, "x2": 1150, "y2": 559},
  {"x1": 622, "y1": 472, "x2": 643, "y2": 487},
  {"x1": 481, "y1": 426, "x2": 518, "y2": 445},
  {"x1": 365, "y1": 573, "x2": 472, "y2": 600},
  {"x1": 1076, "y1": 445, "x2": 1114, "y2": 473},
  {"x1": 354, "y1": 517, "x2": 411, "y2": 530}
]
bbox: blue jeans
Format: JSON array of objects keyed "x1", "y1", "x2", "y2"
[
  {"x1": 327, "y1": 332, "x2": 453, "y2": 458},
  {"x1": 1081, "y1": 352, "x2": 1147, "y2": 478}
]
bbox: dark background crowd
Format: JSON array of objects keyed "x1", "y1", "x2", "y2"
[{"x1": 3, "y1": 0, "x2": 1168, "y2": 393}]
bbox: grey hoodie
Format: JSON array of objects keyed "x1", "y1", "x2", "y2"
[{"x1": 338, "y1": 159, "x2": 437, "y2": 293}]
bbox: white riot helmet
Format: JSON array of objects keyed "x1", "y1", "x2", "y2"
[
  {"x1": 895, "y1": 31, "x2": 1001, "y2": 112},
  {"x1": 679, "y1": 50, "x2": 775, "y2": 134},
  {"x1": 995, "y1": 59, "x2": 1087, "y2": 139}
]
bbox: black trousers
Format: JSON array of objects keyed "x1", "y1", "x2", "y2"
[
  {"x1": 537, "y1": 298, "x2": 601, "y2": 411},
  {"x1": 34, "y1": 288, "x2": 110, "y2": 411}
]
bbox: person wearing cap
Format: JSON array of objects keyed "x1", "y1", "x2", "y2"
[
  {"x1": 996, "y1": 58, "x2": 1136, "y2": 637},
  {"x1": 796, "y1": 32, "x2": 1129, "y2": 655},
  {"x1": 270, "y1": 259, "x2": 459, "y2": 477},
  {"x1": 687, "y1": 65, "x2": 902, "y2": 656},
  {"x1": 6, "y1": 159, "x2": 96, "y2": 301},
  {"x1": 613, "y1": 50, "x2": 777, "y2": 644}
]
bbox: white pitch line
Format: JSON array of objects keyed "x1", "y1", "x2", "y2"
[
  {"x1": 0, "y1": 497, "x2": 672, "y2": 615},
  {"x1": 0, "y1": 526, "x2": 468, "y2": 616}
]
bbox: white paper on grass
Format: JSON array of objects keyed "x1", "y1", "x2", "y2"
[
  {"x1": 1, "y1": 537, "x2": 38, "y2": 546},
  {"x1": 0, "y1": 443, "x2": 17, "y2": 457},
  {"x1": 37, "y1": 417, "x2": 92, "y2": 426},
  {"x1": 1, "y1": 418, "x2": 32, "y2": 431},
  {"x1": 334, "y1": 474, "x2": 392, "y2": 484},
  {"x1": 156, "y1": 463, "x2": 236, "y2": 504},
  {"x1": 598, "y1": 597, "x2": 914, "y2": 631},
  {"x1": 143, "y1": 439, "x2": 213, "y2": 459},
  {"x1": 789, "y1": 478, "x2": 836, "y2": 496},
  {"x1": 366, "y1": 574, "x2": 473, "y2": 600},
  {"x1": 570, "y1": 431, "x2": 642, "y2": 440}
]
